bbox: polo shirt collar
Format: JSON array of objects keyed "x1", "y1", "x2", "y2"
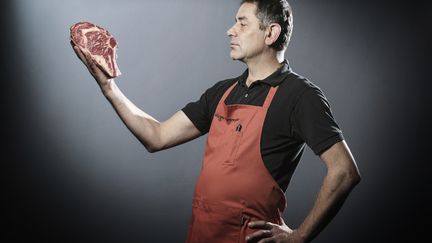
[{"x1": 238, "y1": 59, "x2": 292, "y2": 87}]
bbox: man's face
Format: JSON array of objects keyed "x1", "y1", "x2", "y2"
[{"x1": 227, "y1": 3, "x2": 267, "y2": 62}]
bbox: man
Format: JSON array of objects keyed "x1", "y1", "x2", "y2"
[{"x1": 71, "y1": 0, "x2": 361, "y2": 242}]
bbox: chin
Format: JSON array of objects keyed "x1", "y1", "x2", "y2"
[{"x1": 229, "y1": 52, "x2": 243, "y2": 61}]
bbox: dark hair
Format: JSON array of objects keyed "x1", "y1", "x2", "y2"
[{"x1": 241, "y1": 0, "x2": 293, "y2": 51}]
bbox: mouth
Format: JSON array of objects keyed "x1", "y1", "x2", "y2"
[{"x1": 230, "y1": 43, "x2": 239, "y2": 48}]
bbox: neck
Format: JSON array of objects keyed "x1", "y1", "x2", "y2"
[{"x1": 245, "y1": 51, "x2": 285, "y2": 87}]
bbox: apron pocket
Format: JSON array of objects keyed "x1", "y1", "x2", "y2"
[
  {"x1": 222, "y1": 121, "x2": 243, "y2": 165},
  {"x1": 187, "y1": 200, "x2": 243, "y2": 243},
  {"x1": 187, "y1": 210, "x2": 241, "y2": 243}
]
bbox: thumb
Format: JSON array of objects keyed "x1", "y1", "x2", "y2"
[{"x1": 86, "y1": 55, "x2": 110, "y2": 80}]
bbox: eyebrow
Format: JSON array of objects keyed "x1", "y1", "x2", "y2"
[{"x1": 235, "y1": 16, "x2": 248, "y2": 22}]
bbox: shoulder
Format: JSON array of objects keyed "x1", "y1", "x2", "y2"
[
  {"x1": 282, "y1": 71, "x2": 323, "y2": 96},
  {"x1": 276, "y1": 71, "x2": 327, "y2": 109}
]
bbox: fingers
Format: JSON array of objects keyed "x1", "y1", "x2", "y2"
[
  {"x1": 70, "y1": 42, "x2": 99, "y2": 76},
  {"x1": 87, "y1": 57, "x2": 110, "y2": 80},
  {"x1": 246, "y1": 221, "x2": 277, "y2": 242},
  {"x1": 245, "y1": 229, "x2": 273, "y2": 242},
  {"x1": 71, "y1": 41, "x2": 92, "y2": 71},
  {"x1": 70, "y1": 41, "x2": 87, "y2": 65},
  {"x1": 70, "y1": 40, "x2": 110, "y2": 83},
  {"x1": 247, "y1": 220, "x2": 297, "y2": 243},
  {"x1": 248, "y1": 221, "x2": 274, "y2": 230}
]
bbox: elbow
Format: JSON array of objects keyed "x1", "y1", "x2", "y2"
[
  {"x1": 146, "y1": 147, "x2": 158, "y2": 153},
  {"x1": 348, "y1": 162, "x2": 362, "y2": 186},
  {"x1": 353, "y1": 169, "x2": 362, "y2": 184},
  {"x1": 140, "y1": 131, "x2": 164, "y2": 153},
  {"x1": 144, "y1": 142, "x2": 162, "y2": 153},
  {"x1": 146, "y1": 144, "x2": 162, "y2": 153},
  {"x1": 146, "y1": 125, "x2": 165, "y2": 153},
  {"x1": 329, "y1": 166, "x2": 361, "y2": 189},
  {"x1": 344, "y1": 167, "x2": 361, "y2": 188},
  {"x1": 349, "y1": 171, "x2": 361, "y2": 188}
]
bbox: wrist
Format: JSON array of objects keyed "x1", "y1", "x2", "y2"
[
  {"x1": 101, "y1": 79, "x2": 116, "y2": 98},
  {"x1": 292, "y1": 228, "x2": 309, "y2": 243}
]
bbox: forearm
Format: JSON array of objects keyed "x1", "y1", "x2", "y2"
[
  {"x1": 102, "y1": 80, "x2": 162, "y2": 152},
  {"x1": 295, "y1": 169, "x2": 360, "y2": 242}
]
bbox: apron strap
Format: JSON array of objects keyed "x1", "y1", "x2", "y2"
[
  {"x1": 218, "y1": 82, "x2": 238, "y2": 105},
  {"x1": 262, "y1": 86, "x2": 279, "y2": 109}
]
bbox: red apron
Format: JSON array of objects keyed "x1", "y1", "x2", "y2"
[{"x1": 186, "y1": 82, "x2": 287, "y2": 243}]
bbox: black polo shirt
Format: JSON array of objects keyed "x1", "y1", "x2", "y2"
[{"x1": 182, "y1": 60, "x2": 344, "y2": 192}]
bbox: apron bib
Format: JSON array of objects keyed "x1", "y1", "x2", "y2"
[{"x1": 186, "y1": 82, "x2": 287, "y2": 243}]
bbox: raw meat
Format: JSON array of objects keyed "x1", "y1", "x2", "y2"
[{"x1": 70, "y1": 21, "x2": 121, "y2": 78}]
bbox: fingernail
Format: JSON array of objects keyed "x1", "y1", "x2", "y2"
[{"x1": 248, "y1": 222, "x2": 253, "y2": 226}]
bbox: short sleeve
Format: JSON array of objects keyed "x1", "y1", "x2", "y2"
[
  {"x1": 292, "y1": 88, "x2": 344, "y2": 155},
  {"x1": 182, "y1": 91, "x2": 211, "y2": 135},
  {"x1": 181, "y1": 80, "x2": 231, "y2": 135}
]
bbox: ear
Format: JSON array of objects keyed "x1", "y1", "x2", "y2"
[{"x1": 265, "y1": 23, "x2": 282, "y2": 46}]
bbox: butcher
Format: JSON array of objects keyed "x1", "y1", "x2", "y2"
[{"x1": 71, "y1": 0, "x2": 361, "y2": 242}]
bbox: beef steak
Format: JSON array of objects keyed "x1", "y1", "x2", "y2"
[{"x1": 70, "y1": 22, "x2": 121, "y2": 78}]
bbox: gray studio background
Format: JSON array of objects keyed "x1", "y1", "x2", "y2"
[{"x1": 3, "y1": 0, "x2": 429, "y2": 242}]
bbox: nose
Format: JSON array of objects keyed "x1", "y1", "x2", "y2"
[{"x1": 226, "y1": 24, "x2": 236, "y2": 37}]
